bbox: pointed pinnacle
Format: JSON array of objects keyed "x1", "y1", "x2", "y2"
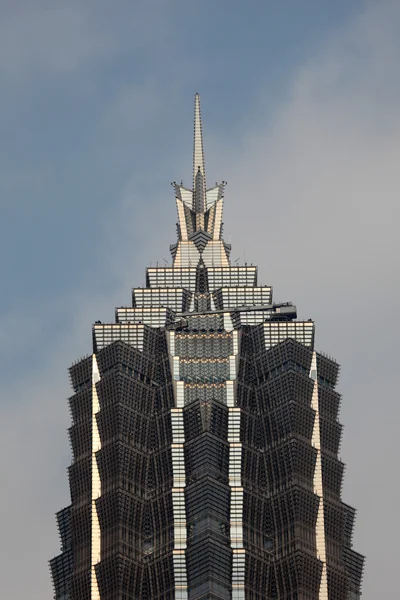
[{"x1": 193, "y1": 93, "x2": 206, "y2": 212}]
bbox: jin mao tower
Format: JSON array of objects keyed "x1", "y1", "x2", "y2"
[{"x1": 51, "y1": 94, "x2": 364, "y2": 600}]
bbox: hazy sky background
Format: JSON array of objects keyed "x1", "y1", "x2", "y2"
[{"x1": 0, "y1": 1, "x2": 398, "y2": 598}]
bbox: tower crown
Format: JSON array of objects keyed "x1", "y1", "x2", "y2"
[{"x1": 171, "y1": 94, "x2": 229, "y2": 266}]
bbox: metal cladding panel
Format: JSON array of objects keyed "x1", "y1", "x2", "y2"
[
  {"x1": 132, "y1": 287, "x2": 192, "y2": 312},
  {"x1": 233, "y1": 310, "x2": 272, "y2": 326},
  {"x1": 175, "y1": 332, "x2": 233, "y2": 358},
  {"x1": 93, "y1": 323, "x2": 146, "y2": 352},
  {"x1": 147, "y1": 267, "x2": 197, "y2": 291},
  {"x1": 213, "y1": 286, "x2": 272, "y2": 310},
  {"x1": 183, "y1": 383, "x2": 227, "y2": 406},
  {"x1": 324, "y1": 500, "x2": 348, "y2": 543},
  {"x1": 250, "y1": 336, "x2": 314, "y2": 369},
  {"x1": 235, "y1": 329, "x2": 363, "y2": 599},
  {"x1": 327, "y1": 567, "x2": 350, "y2": 600},
  {"x1": 186, "y1": 539, "x2": 232, "y2": 598},
  {"x1": 179, "y1": 358, "x2": 230, "y2": 383},
  {"x1": 185, "y1": 479, "x2": 230, "y2": 521},
  {"x1": 206, "y1": 266, "x2": 258, "y2": 290},
  {"x1": 69, "y1": 420, "x2": 91, "y2": 460},
  {"x1": 316, "y1": 352, "x2": 340, "y2": 388},
  {"x1": 321, "y1": 453, "x2": 345, "y2": 500},
  {"x1": 274, "y1": 553, "x2": 323, "y2": 597},
  {"x1": 184, "y1": 435, "x2": 230, "y2": 482},
  {"x1": 343, "y1": 547, "x2": 365, "y2": 592},
  {"x1": 116, "y1": 306, "x2": 175, "y2": 327},
  {"x1": 69, "y1": 388, "x2": 92, "y2": 426},
  {"x1": 95, "y1": 338, "x2": 175, "y2": 598},
  {"x1": 70, "y1": 505, "x2": 91, "y2": 547},
  {"x1": 263, "y1": 320, "x2": 315, "y2": 350},
  {"x1": 50, "y1": 550, "x2": 73, "y2": 600},
  {"x1": 318, "y1": 386, "x2": 342, "y2": 420},
  {"x1": 69, "y1": 355, "x2": 92, "y2": 393},
  {"x1": 200, "y1": 240, "x2": 230, "y2": 267},
  {"x1": 56, "y1": 505, "x2": 72, "y2": 552},
  {"x1": 319, "y1": 415, "x2": 343, "y2": 456},
  {"x1": 68, "y1": 457, "x2": 91, "y2": 506},
  {"x1": 68, "y1": 571, "x2": 91, "y2": 600},
  {"x1": 184, "y1": 314, "x2": 224, "y2": 330},
  {"x1": 184, "y1": 401, "x2": 229, "y2": 443},
  {"x1": 342, "y1": 502, "x2": 356, "y2": 546}
]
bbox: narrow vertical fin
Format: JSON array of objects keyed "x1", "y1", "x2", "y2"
[{"x1": 193, "y1": 93, "x2": 206, "y2": 225}]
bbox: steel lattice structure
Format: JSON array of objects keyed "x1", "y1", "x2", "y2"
[{"x1": 50, "y1": 94, "x2": 364, "y2": 600}]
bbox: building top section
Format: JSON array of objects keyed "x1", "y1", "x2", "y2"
[{"x1": 89, "y1": 94, "x2": 310, "y2": 354}]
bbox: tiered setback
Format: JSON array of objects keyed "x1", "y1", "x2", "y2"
[{"x1": 52, "y1": 265, "x2": 363, "y2": 600}]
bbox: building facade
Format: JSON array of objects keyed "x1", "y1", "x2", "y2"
[{"x1": 51, "y1": 94, "x2": 364, "y2": 600}]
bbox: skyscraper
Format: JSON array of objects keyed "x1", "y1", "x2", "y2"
[{"x1": 51, "y1": 94, "x2": 364, "y2": 600}]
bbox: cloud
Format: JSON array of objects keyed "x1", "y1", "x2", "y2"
[
  {"x1": 103, "y1": 81, "x2": 167, "y2": 138},
  {"x1": 0, "y1": 5, "x2": 111, "y2": 77},
  {"x1": 0, "y1": 0, "x2": 176, "y2": 83}
]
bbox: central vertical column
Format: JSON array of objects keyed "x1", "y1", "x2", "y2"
[
  {"x1": 91, "y1": 355, "x2": 101, "y2": 600},
  {"x1": 227, "y1": 330, "x2": 245, "y2": 600},
  {"x1": 168, "y1": 331, "x2": 189, "y2": 599}
]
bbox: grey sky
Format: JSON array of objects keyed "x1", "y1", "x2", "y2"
[{"x1": 0, "y1": 1, "x2": 398, "y2": 598}]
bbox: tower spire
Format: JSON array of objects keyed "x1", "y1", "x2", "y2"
[{"x1": 193, "y1": 93, "x2": 206, "y2": 223}]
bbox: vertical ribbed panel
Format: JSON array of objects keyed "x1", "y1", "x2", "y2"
[
  {"x1": 311, "y1": 351, "x2": 329, "y2": 600},
  {"x1": 224, "y1": 313, "x2": 234, "y2": 332},
  {"x1": 212, "y1": 199, "x2": 224, "y2": 241},
  {"x1": 176, "y1": 198, "x2": 189, "y2": 241},
  {"x1": 173, "y1": 241, "x2": 201, "y2": 268}
]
